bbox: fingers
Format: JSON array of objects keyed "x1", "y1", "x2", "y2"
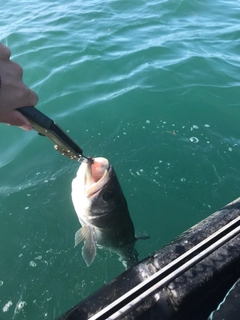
[
  {"x1": 0, "y1": 83, "x2": 39, "y2": 113},
  {"x1": 0, "y1": 43, "x2": 39, "y2": 129},
  {"x1": 0, "y1": 61, "x2": 39, "y2": 112},
  {"x1": 0, "y1": 43, "x2": 11, "y2": 60},
  {"x1": 10, "y1": 63, "x2": 38, "y2": 107},
  {"x1": 16, "y1": 83, "x2": 39, "y2": 108},
  {"x1": 9, "y1": 62, "x2": 38, "y2": 107},
  {"x1": 10, "y1": 60, "x2": 23, "y2": 80},
  {"x1": 23, "y1": 85, "x2": 39, "y2": 107},
  {"x1": 0, "y1": 109, "x2": 32, "y2": 131}
]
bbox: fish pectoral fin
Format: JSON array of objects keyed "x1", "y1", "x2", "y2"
[
  {"x1": 75, "y1": 226, "x2": 89, "y2": 247},
  {"x1": 82, "y1": 226, "x2": 97, "y2": 267}
]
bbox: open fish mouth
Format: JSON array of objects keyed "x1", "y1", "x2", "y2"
[{"x1": 81, "y1": 157, "x2": 111, "y2": 197}]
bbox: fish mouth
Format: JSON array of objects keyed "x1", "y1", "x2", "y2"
[{"x1": 82, "y1": 157, "x2": 111, "y2": 197}]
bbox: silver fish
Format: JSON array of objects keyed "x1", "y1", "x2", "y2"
[{"x1": 71, "y1": 157, "x2": 140, "y2": 268}]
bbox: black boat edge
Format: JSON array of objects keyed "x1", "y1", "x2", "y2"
[{"x1": 58, "y1": 197, "x2": 240, "y2": 320}]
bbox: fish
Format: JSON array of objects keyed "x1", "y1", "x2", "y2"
[{"x1": 71, "y1": 157, "x2": 143, "y2": 268}]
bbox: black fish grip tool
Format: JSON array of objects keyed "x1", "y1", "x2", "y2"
[{"x1": 17, "y1": 106, "x2": 92, "y2": 162}]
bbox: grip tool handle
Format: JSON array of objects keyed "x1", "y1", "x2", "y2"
[{"x1": 17, "y1": 106, "x2": 92, "y2": 162}]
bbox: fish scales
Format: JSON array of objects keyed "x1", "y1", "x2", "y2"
[{"x1": 71, "y1": 157, "x2": 139, "y2": 268}]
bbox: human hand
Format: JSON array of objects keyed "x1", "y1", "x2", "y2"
[{"x1": 0, "y1": 43, "x2": 38, "y2": 130}]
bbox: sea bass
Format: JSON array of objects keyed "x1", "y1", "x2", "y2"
[{"x1": 71, "y1": 157, "x2": 138, "y2": 268}]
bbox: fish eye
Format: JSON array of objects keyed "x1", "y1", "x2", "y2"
[{"x1": 102, "y1": 190, "x2": 115, "y2": 201}]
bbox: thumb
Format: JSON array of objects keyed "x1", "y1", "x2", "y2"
[{"x1": 0, "y1": 109, "x2": 32, "y2": 130}]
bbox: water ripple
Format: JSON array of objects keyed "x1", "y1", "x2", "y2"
[{"x1": 1, "y1": 0, "x2": 240, "y2": 319}]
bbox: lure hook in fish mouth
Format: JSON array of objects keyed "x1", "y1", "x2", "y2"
[{"x1": 78, "y1": 155, "x2": 94, "y2": 164}]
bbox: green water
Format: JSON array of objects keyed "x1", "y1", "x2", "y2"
[{"x1": 1, "y1": 0, "x2": 240, "y2": 318}]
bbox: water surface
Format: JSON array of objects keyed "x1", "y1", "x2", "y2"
[{"x1": 1, "y1": 0, "x2": 240, "y2": 318}]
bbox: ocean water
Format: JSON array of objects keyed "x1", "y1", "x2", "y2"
[{"x1": 1, "y1": 0, "x2": 240, "y2": 319}]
